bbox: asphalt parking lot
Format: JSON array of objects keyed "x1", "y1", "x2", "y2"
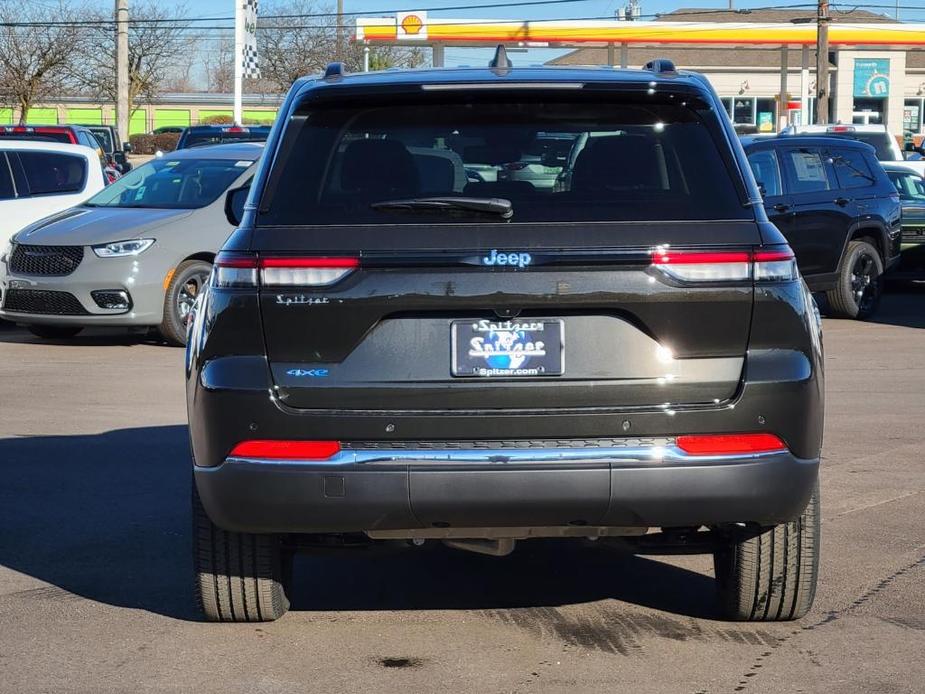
[{"x1": 0, "y1": 288, "x2": 923, "y2": 694}]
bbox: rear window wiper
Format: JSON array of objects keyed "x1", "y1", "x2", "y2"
[{"x1": 370, "y1": 196, "x2": 513, "y2": 220}]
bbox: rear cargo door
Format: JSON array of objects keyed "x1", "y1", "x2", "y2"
[{"x1": 252, "y1": 87, "x2": 760, "y2": 411}]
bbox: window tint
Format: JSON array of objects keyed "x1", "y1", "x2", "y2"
[
  {"x1": 830, "y1": 148, "x2": 874, "y2": 189},
  {"x1": 747, "y1": 149, "x2": 782, "y2": 197},
  {"x1": 261, "y1": 99, "x2": 748, "y2": 225},
  {"x1": 85, "y1": 157, "x2": 250, "y2": 209},
  {"x1": 18, "y1": 152, "x2": 87, "y2": 195},
  {"x1": 0, "y1": 154, "x2": 14, "y2": 200},
  {"x1": 89, "y1": 128, "x2": 113, "y2": 153},
  {"x1": 784, "y1": 149, "x2": 830, "y2": 194},
  {"x1": 887, "y1": 170, "x2": 925, "y2": 201}
]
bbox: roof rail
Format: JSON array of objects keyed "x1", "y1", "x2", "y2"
[
  {"x1": 489, "y1": 44, "x2": 513, "y2": 70},
  {"x1": 323, "y1": 62, "x2": 346, "y2": 80},
  {"x1": 644, "y1": 59, "x2": 677, "y2": 75}
]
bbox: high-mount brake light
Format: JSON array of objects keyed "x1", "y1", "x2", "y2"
[
  {"x1": 827, "y1": 125, "x2": 856, "y2": 134},
  {"x1": 230, "y1": 440, "x2": 341, "y2": 460},
  {"x1": 260, "y1": 257, "x2": 359, "y2": 287},
  {"x1": 676, "y1": 433, "x2": 788, "y2": 456},
  {"x1": 651, "y1": 248, "x2": 797, "y2": 283}
]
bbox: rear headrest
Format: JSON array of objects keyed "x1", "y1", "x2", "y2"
[
  {"x1": 411, "y1": 149, "x2": 465, "y2": 194},
  {"x1": 340, "y1": 139, "x2": 418, "y2": 196},
  {"x1": 571, "y1": 136, "x2": 663, "y2": 192}
]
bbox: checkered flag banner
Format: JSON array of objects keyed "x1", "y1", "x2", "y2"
[{"x1": 241, "y1": 0, "x2": 260, "y2": 79}]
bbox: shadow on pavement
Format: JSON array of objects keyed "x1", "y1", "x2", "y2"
[
  {"x1": 0, "y1": 426, "x2": 721, "y2": 621},
  {"x1": 0, "y1": 322, "x2": 170, "y2": 346},
  {"x1": 873, "y1": 285, "x2": 925, "y2": 329}
]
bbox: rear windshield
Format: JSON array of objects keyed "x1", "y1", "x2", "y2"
[
  {"x1": 815, "y1": 132, "x2": 895, "y2": 161},
  {"x1": 181, "y1": 131, "x2": 268, "y2": 148},
  {"x1": 260, "y1": 98, "x2": 748, "y2": 225}
]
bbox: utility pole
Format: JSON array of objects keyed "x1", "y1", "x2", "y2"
[
  {"x1": 815, "y1": 0, "x2": 830, "y2": 124},
  {"x1": 336, "y1": 0, "x2": 344, "y2": 62},
  {"x1": 115, "y1": 0, "x2": 129, "y2": 143}
]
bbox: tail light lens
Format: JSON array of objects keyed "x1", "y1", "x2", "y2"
[
  {"x1": 261, "y1": 257, "x2": 358, "y2": 287},
  {"x1": 753, "y1": 249, "x2": 799, "y2": 281},
  {"x1": 230, "y1": 440, "x2": 341, "y2": 460},
  {"x1": 676, "y1": 433, "x2": 787, "y2": 456},
  {"x1": 211, "y1": 253, "x2": 359, "y2": 288},
  {"x1": 651, "y1": 247, "x2": 797, "y2": 283},
  {"x1": 213, "y1": 252, "x2": 258, "y2": 288}
]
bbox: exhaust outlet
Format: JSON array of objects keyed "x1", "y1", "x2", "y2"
[{"x1": 442, "y1": 538, "x2": 516, "y2": 557}]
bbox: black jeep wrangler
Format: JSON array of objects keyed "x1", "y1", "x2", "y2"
[{"x1": 187, "y1": 53, "x2": 823, "y2": 623}]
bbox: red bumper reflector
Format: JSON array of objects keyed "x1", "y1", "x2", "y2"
[
  {"x1": 675, "y1": 433, "x2": 787, "y2": 456},
  {"x1": 230, "y1": 440, "x2": 341, "y2": 460}
]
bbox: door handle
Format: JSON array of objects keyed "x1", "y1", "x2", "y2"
[
  {"x1": 835, "y1": 197, "x2": 850, "y2": 207},
  {"x1": 772, "y1": 203, "x2": 791, "y2": 213}
]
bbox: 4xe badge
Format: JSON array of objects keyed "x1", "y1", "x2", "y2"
[{"x1": 482, "y1": 249, "x2": 532, "y2": 269}]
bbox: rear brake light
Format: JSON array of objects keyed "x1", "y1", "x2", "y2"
[
  {"x1": 230, "y1": 440, "x2": 341, "y2": 460},
  {"x1": 753, "y1": 249, "x2": 798, "y2": 281},
  {"x1": 675, "y1": 433, "x2": 787, "y2": 456},
  {"x1": 223, "y1": 126, "x2": 247, "y2": 133},
  {"x1": 827, "y1": 125, "x2": 855, "y2": 134},
  {"x1": 211, "y1": 253, "x2": 359, "y2": 288},
  {"x1": 260, "y1": 257, "x2": 358, "y2": 287},
  {"x1": 212, "y1": 252, "x2": 258, "y2": 288},
  {"x1": 651, "y1": 247, "x2": 797, "y2": 283}
]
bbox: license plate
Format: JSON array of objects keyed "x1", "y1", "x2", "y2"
[{"x1": 451, "y1": 319, "x2": 564, "y2": 377}]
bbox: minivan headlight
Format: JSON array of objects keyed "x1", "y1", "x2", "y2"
[{"x1": 92, "y1": 239, "x2": 155, "y2": 258}]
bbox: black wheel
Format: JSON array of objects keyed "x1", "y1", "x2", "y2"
[
  {"x1": 27, "y1": 324, "x2": 83, "y2": 339},
  {"x1": 193, "y1": 483, "x2": 292, "y2": 622},
  {"x1": 159, "y1": 260, "x2": 211, "y2": 346},
  {"x1": 713, "y1": 482, "x2": 820, "y2": 621},
  {"x1": 826, "y1": 240, "x2": 883, "y2": 319}
]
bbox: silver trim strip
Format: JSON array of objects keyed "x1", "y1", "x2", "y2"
[{"x1": 224, "y1": 445, "x2": 787, "y2": 467}]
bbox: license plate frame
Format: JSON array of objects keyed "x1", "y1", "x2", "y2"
[{"x1": 451, "y1": 318, "x2": 564, "y2": 378}]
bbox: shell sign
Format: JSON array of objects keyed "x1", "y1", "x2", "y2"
[{"x1": 397, "y1": 11, "x2": 427, "y2": 40}]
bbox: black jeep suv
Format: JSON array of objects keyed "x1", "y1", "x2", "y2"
[
  {"x1": 187, "y1": 56, "x2": 824, "y2": 623},
  {"x1": 742, "y1": 136, "x2": 901, "y2": 319}
]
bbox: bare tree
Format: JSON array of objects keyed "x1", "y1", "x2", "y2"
[
  {"x1": 203, "y1": 38, "x2": 235, "y2": 94},
  {"x1": 257, "y1": 0, "x2": 426, "y2": 93},
  {"x1": 0, "y1": 2, "x2": 82, "y2": 122},
  {"x1": 69, "y1": 1, "x2": 193, "y2": 116}
]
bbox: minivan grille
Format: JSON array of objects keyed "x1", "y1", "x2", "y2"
[
  {"x1": 9, "y1": 244, "x2": 84, "y2": 276},
  {"x1": 3, "y1": 289, "x2": 89, "y2": 315}
]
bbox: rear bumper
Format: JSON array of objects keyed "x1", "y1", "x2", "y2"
[{"x1": 195, "y1": 447, "x2": 819, "y2": 534}]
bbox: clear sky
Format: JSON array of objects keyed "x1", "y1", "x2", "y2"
[{"x1": 84, "y1": 0, "x2": 923, "y2": 74}]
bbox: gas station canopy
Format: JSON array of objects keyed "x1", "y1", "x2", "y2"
[{"x1": 355, "y1": 16, "x2": 925, "y2": 48}]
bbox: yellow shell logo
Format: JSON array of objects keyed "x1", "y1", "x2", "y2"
[{"x1": 400, "y1": 14, "x2": 424, "y2": 35}]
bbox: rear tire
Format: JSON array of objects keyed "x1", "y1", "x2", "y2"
[
  {"x1": 159, "y1": 260, "x2": 212, "y2": 346},
  {"x1": 826, "y1": 240, "x2": 883, "y2": 319},
  {"x1": 192, "y1": 484, "x2": 292, "y2": 622},
  {"x1": 713, "y1": 482, "x2": 820, "y2": 621},
  {"x1": 27, "y1": 324, "x2": 83, "y2": 339}
]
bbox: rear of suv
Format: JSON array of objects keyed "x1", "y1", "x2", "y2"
[
  {"x1": 187, "y1": 56, "x2": 824, "y2": 623},
  {"x1": 743, "y1": 136, "x2": 901, "y2": 319}
]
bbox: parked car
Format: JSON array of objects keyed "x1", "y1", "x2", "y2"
[
  {"x1": 0, "y1": 140, "x2": 106, "y2": 248},
  {"x1": 74, "y1": 124, "x2": 133, "y2": 173},
  {"x1": 784, "y1": 124, "x2": 925, "y2": 177},
  {"x1": 187, "y1": 56, "x2": 823, "y2": 624},
  {"x1": 884, "y1": 163, "x2": 925, "y2": 275},
  {"x1": 743, "y1": 135, "x2": 901, "y2": 319},
  {"x1": 0, "y1": 124, "x2": 118, "y2": 183},
  {"x1": 176, "y1": 125, "x2": 271, "y2": 149},
  {"x1": 0, "y1": 143, "x2": 262, "y2": 344}
]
